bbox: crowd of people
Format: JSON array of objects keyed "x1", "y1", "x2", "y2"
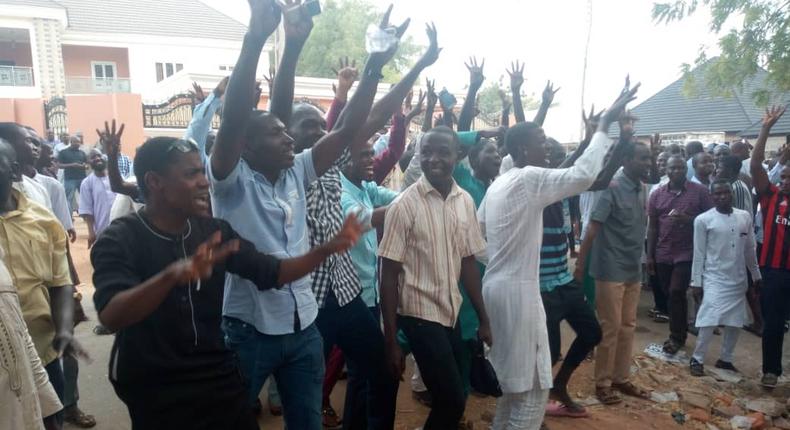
[{"x1": 1, "y1": 1, "x2": 789, "y2": 430}]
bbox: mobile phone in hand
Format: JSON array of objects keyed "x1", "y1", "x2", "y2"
[
  {"x1": 438, "y1": 89, "x2": 456, "y2": 109},
  {"x1": 303, "y1": 0, "x2": 321, "y2": 16}
]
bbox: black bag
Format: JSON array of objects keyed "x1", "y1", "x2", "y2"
[{"x1": 469, "y1": 339, "x2": 502, "y2": 397}]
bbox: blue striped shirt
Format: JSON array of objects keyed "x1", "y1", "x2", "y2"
[{"x1": 539, "y1": 199, "x2": 574, "y2": 292}]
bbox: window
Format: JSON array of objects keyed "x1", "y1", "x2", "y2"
[
  {"x1": 91, "y1": 61, "x2": 117, "y2": 91},
  {"x1": 155, "y1": 62, "x2": 185, "y2": 82},
  {"x1": 219, "y1": 65, "x2": 234, "y2": 72}
]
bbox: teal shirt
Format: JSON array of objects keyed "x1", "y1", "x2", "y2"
[{"x1": 340, "y1": 173, "x2": 399, "y2": 307}]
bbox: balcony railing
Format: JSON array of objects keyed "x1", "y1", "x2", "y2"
[
  {"x1": 0, "y1": 66, "x2": 34, "y2": 86},
  {"x1": 66, "y1": 77, "x2": 131, "y2": 94}
]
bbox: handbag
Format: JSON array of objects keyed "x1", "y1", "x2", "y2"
[{"x1": 469, "y1": 339, "x2": 502, "y2": 397}]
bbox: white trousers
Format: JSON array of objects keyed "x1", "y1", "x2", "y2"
[
  {"x1": 492, "y1": 388, "x2": 549, "y2": 430},
  {"x1": 692, "y1": 326, "x2": 740, "y2": 363}
]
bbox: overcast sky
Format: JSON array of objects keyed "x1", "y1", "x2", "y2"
[{"x1": 203, "y1": 0, "x2": 736, "y2": 141}]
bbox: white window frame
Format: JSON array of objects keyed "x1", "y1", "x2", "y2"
[{"x1": 91, "y1": 61, "x2": 118, "y2": 90}]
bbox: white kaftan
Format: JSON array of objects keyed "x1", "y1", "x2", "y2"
[
  {"x1": 690, "y1": 208, "x2": 761, "y2": 328},
  {"x1": 478, "y1": 131, "x2": 613, "y2": 393}
]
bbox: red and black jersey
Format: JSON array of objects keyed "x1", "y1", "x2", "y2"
[{"x1": 759, "y1": 184, "x2": 790, "y2": 270}]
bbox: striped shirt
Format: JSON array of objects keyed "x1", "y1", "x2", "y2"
[
  {"x1": 378, "y1": 175, "x2": 486, "y2": 327},
  {"x1": 648, "y1": 181, "x2": 713, "y2": 264},
  {"x1": 758, "y1": 184, "x2": 790, "y2": 270},
  {"x1": 730, "y1": 179, "x2": 753, "y2": 215},
  {"x1": 539, "y1": 200, "x2": 573, "y2": 291}
]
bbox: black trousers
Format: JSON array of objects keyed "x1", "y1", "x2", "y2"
[
  {"x1": 44, "y1": 359, "x2": 65, "y2": 425},
  {"x1": 656, "y1": 262, "x2": 692, "y2": 345},
  {"x1": 112, "y1": 370, "x2": 258, "y2": 430},
  {"x1": 761, "y1": 268, "x2": 790, "y2": 376},
  {"x1": 541, "y1": 280, "x2": 603, "y2": 370},
  {"x1": 399, "y1": 315, "x2": 465, "y2": 430},
  {"x1": 650, "y1": 273, "x2": 669, "y2": 314}
]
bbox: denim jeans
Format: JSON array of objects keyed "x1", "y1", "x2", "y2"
[
  {"x1": 316, "y1": 293, "x2": 397, "y2": 430},
  {"x1": 223, "y1": 318, "x2": 324, "y2": 430},
  {"x1": 63, "y1": 178, "x2": 82, "y2": 214}
]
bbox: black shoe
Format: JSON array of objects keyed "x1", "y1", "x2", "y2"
[
  {"x1": 687, "y1": 325, "x2": 699, "y2": 336},
  {"x1": 714, "y1": 360, "x2": 738, "y2": 373},
  {"x1": 412, "y1": 390, "x2": 432, "y2": 407},
  {"x1": 92, "y1": 324, "x2": 112, "y2": 335},
  {"x1": 689, "y1": 358, "x2": 705, "y2": 377}
]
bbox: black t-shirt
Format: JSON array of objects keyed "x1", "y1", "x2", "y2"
[
  {"x1": 57, "y1": 147, "x2": 87, "y2": 180},
  {"x1": 91, "y1": 212, "x2": 281, "y2": 384}
]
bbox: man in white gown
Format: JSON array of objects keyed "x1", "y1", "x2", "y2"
[
  {"x1": 689, "y1": 179, "x2": 761, "y2": 376},
  {"x1": 477, "y1": 82, "x2": 639, "y2": 429}
]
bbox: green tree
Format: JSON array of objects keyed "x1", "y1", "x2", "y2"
[
  {"x1": 476, "y1": 80, "x2": 540, "y2": 124},
  {"x1": 296, "y1": 0, "x2": 421, "y2": 83},
  {"x1": 652, "y1": 0, "x2": 789, "y2": 105}
]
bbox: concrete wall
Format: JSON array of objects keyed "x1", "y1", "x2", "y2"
[
  {"x1": 64, "y1": 93, "x2": 144, "y2": 157},
  {"x1": 0, "y1": 40, "x2": 33, "y2": 67},
  {"x1": 61, "y1": 45, "x2": 130, "y2": 78},
  {"x1": 0, "y1": 97, "x2": 45, "y2": 133}
]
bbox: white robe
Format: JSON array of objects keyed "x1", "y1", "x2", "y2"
[
  {"x1": 478, "y1": 131, "x2": 613, "y2": 393},
  {"x1": 691, "y1": 208, "x2": 761, "y2": 328}
]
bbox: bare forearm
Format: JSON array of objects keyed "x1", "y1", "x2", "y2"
[
  {"x1": 461, "y1": 257, "x2": 488, "y2": 325},
  {"x1": 587, "y1": 137, "x2": 630, "y2": 191},
  {"x1": 380, "y1": 258, "x2": 401, "y2": 346},
  {"x1": 48, "y1": 286, "x2": 74, "y2": 336},
  {"x1": 500, "y1": 106, "x2": 511, "y2": 128},
  {"x1": 278, "y1": 246, "x2": 332, "y2": 285},
  {"x1": 752, "y1": 125, "x2": 771, "y2": 193},
  {"x1": 559, "y1": 135, "x2": 593, "y2": 169},
  {"x1": 270, "y1": 40, "x2": 306, "y2": 127},
  {"x1": 82, "y1": 216, "x2": 95, "y2": 236},
  {"x1": 357, "y1": 65, "x2": 425, "y2": 142},
  {"x1": 576, "y1": 222, "x2": 600, "y2": 271},
  {"x1": 458, "y1": 85, "x2": 481, "y2": 131},
  {"x1": 533, "y1": 101, "x2": 550, "y2": 126},
  {"x1": 422, "y1": 100, "x2": 437, "y2": 132},
  {"x1": 512, "y1": 87, "x2": 525, "y2": 123},
  {"x1": 107, "y1": 155, "x2": 139, "y2": 198},
  {"x1": 98, "y1": 270, "x2": 178, "y2": 331}
]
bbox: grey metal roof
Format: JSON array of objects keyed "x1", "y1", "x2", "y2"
[
  {"x1": 51, "y1": 0, "x2": 247, "y2": 41},
  {"x1": 0, "y1": 0, "x2": 63, "y2": 7},
  {"x1": 739, "y1": 98, "x2": 790, "y2": 137},
  {"x1": 610, "y1": 62, "x2": 788, "y2": 138}
]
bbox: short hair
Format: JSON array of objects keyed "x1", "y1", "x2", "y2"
[
  {"x1": 133, "y1": 137, "x2": 198, "y2": 198},
  {"x1": 505, "y1": 122, "x2": 541, "y2": 160},
  {"x1": 692, "y1": 151, "x2": 710, "y2": 168},
  {"x1": 667, "y1": 154, "x2": 685, "y2": 165},
  {"x1": 710, "y1": 178, "x2": 732, "y2": 190},
  {"x1": 718, "y1": 155, "x2": 741, "y2": 174},
  {"x1": 0, "y1": 138, "x2": 16, "y2": 163},
  {"x1": 686, "y1": 141, "x2": 704, "y2": 156},
  {"x1": 624, "y1": 141, "x2": 648, "y2": 160},
  {"x1": 469, "y1": 137, "x2": 495, "y2": 165},
  {"x1": 423, "y1": 125, "x2": 460, "y2": 148},
  {"x1": 0, "y1": 122, "x2": 24, "y2": 145}
]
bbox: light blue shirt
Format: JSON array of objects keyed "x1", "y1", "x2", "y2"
[
  {"x1": 209, "y1": 150, "x2": 318, "y2": 335},
  {"x1": 686, "y1": 157, "x2": 696, "y2": 181},
  {"x1": 185, "y1": 92, "x2": 222, "y2": 163},
  {"x1": 340, "y1": 173, "x2": 398, "y2": 307}
]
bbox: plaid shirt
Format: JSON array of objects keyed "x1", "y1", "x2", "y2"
[
  {"x1": 307, "y1": 153, "x2": 362, "y2": 308},
  {"x1": 117, "y1": 154, "x2": 132, "y2": 179}
]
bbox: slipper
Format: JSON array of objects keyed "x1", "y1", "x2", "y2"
[
  {"x1": 545, "y1": 401, "x2": 589, "y2": 418},
  {"x1": 612, "y1": 381, "x2": 650, "y2": 400},
  {"x1": 595, "y1": 387, "x2": 622, "y2": 405}
]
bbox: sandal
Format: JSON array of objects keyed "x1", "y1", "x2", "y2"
[
  {"x1": 322, "y1": 406, "x2": 342, "y2": 429},
  {"x1": 662, "y1": 339, "x2": 682, "y2": 355},
  {"x1": 595, "y1": 387, "x2": 622, "y2": 405},
  {"x1": 545, "y1": 400, "x2": 589, "y2": 418},
  {"x1": 64, "y1": 406, "x2": 97, "y2": 428},
  {"x1": 612, "y1": 381, "x2": 650, "y2": 400}
]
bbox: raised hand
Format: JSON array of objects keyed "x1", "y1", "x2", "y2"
[
  {"x1": 254, "y1": 80, "x2": 263, "y2": 106},
  {"x1": 168, "y1": 231, "x2": 241, "y2": 285},
  {"x1": 324, "y1": 213, "x2": 365, "y2": 253},
  {"x1": 96, "y1": 119, "x2": 125, "y2": 159},
  {"x1": 601, "y1": 77, "x2": 641, "y2": 128},
  {"x1": 425, "y1": 78, "x2": 437, "y2": 108},
  {"x1": 417, "y1": 23, "x2": 441, "y2": 68},
  {"x1": 498, "y1": 89, "x2": 512, "y2": 111},
  {"x1": 762, "y1": 105, "x2": 787, "y2": 130},
  {"x1": 368, "y1": 4, "x2": 411, "y2": 70},
  {"x1": 331, "y1": 56, "x2": 359, "y2": 96},
  {"x1": 465, "y1": 56, "x2": 485, "y2": 88},
  {"x1": 191, "y1": 82, "x2": 206, "y2": 103},
  {"x1": 263, "y1": 68, "x2": 275, "y2": 95},
  {"x1": 213, "y1": 76, "x2": 230, "y2": 98},
  {"x1": 618, "y1": 110, "x2": 639, "y2": 142},
  {"x1": 248, "y1": 0, "x2": 282, "y2": 42},
  {"x1": 541, "y1": 80, "x2": 560, "y2": 106},
  {"x1": 507, "y1": 60, "x2": 525, "y2": 90},
  {"x1": 405, "y1": 89, "x2": 426, "y2": 122},
  {"x1": 649, "y1": 132, "x2": 662, "y2": 156},
  {"x1": 403, "y1": 90, "x2": 414, "y2": 112},
  {"x1": 281, "y1": 0, "x2": 314, "y2": 43}
]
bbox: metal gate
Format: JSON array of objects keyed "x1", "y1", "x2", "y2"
[{"x1": 44, "y1": 97, "x2": 68, "y2": 135}]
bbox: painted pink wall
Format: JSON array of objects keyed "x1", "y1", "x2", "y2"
[
  {"x1": 65, "y1": 93, "x2": 143, "y2": 156},
  {"x1": 61, "y1": 45, "x2": 130, "y2": 78},
  {"x1": 0, "y1": 98, "x2": 45, "y2": 133}
]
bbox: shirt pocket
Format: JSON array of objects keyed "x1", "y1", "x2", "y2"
[{"x1": 22, "y1": 236, "x2": 54, "y2": 284}]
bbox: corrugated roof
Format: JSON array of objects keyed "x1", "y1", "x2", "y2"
[
  {"x1": 0, "y1": 0, "x2": 63, "y2": 7},
  {"x1": 739, "y1": 100, "x2": 790, "y2": 137},
  {"x1": 610, "y1": 61, "x2": 788, "y2": 138},
  {"x1": 51, "y1": 0, "x2": 247, "y2": 41}
]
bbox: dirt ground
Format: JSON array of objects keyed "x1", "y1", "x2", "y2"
[{"x1": 65, "y1": 219, "x2": 789, "y2": 430}]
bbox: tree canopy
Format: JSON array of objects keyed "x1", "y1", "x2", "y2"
[
  {"x1": 652, "y1": 0, "x2": 789, "y2": 105},
  {"x1": 296, "y1": 0, "x2": 422, "y2": 83},
  {"x1": 476, "y1": 80, "x2": 540, "y2": 125}
]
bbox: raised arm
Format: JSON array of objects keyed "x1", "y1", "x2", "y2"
[
  {"x1": 422, "y1": 79, "x2": 437, "y2": 132},
  {"x1": 458, "y1": 56, "x2": 485, "y2": 131},
  {"x1": 185, "y1": 77, "x2": 228, "y2": 160},
  {"x1": 99, "y1": 120, "x2": 139, "y2": 199},
  {"x1": 326, "y1": 57, "x2": 359, "y2": 131},
  {"x1": 558, "y1": 107, "x2": 600, "y2": 169},
  {"x1": 533, "y1": 80, "x2": 559, "y2": 126},
  {"x1": 499, "y1": 89, "x2": 511, "y2": 128},
  {"x1": 269, "y1": 0, "x2": 314, "y2": 127},
  {"x1": 311, "y1": 6, "x2": 409, "y2": 177},
  {"x1": 587, "y1": 111, "x2": 637, "y2": 191},
  {"x1": 751, "y1": 105, "x2": 787, "y2": 195},
  {"x1": 212, "y1": 0, "x2": 281, "y2": 180},
  {"x1": 352, "y1": 23, "x2": 440, "y2": 146},
  {"x1": 507, "y1": 60, "x2": 526, "y2": 123}
]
